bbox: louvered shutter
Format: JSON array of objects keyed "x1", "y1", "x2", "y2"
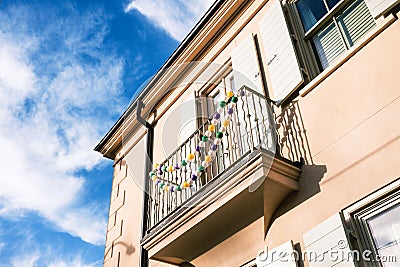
[
  {"x1": 231, "y1": 35, "x2": 264, "y2": 94},
  {"x1": 303, "y1": 213, "x2": 355, "y2": 267},
  {"x1": 365, "y1": 0, "x2": 399, "y2": 18},
  {"x1": 256, "y1": 241, "x2": 297, "y2": 267},
  {"x1": 313, "y1": 21, "x2": 346, "y2": 70},
  {"x1": 337, "y1": 0, "x2": 376, "y2": 46},
  {"x1": 314, "y1": 0, "x2": 376, "y2": 70},
  {"x1": 258, "y1": 0, "x2": 303, "y2": 104}
]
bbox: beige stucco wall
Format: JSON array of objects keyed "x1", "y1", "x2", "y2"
[
  {"x1": 188, "y1": 6, "x2": 400, "y2": 267},
  {"x1": 191, "y1": 218, "x2": 265, "y2": 266},
  {"x1": 153, "y1": 84, "x2": 199, "y2": 165},
  {"x1": 102, "y1": 0, "x2": 400, "y2": 265},
  {"x1": 264, "y1": 11, "x2": 400, "y2": 265},
  {"x1": 104, "y1": 135, "x2": 146, "y2": 267}
]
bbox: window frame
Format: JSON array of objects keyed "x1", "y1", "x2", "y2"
[
  {"x1": 288, "y1": 0, "x2": 377, "y2": 72},
  {"x1": 343, "y1": 178, "x2": 400, "y2": 267},
  {"x1": 301, "y1": 0, "x2": 353, "y2": 39},
  {"x1": 197, "y1": 69, "x2": 237, "y2": 173}
]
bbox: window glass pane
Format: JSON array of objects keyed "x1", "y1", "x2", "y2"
[
  {"x1": 336, "y1": 0, "x2": 376, "y2": 47},
  {"x1": 210, "y1": 80, "x2": 225, "y2": 113},
  {"x1": 176, "y1": 89, "x2": 197, "y2": 144},
  {"x1": 296, "y1": 0, "x2": 328, "y2": 31},
  {"x1": 312, "y1": 20, "x2": 346, "y2": 70},
  {"x1": 326, "y1": 0, "x2": 341, "y2": 9},
  {"x1": 229, "y1": 76, "x2": 235, "y2": 91},
  {"x1": 213, "y1": 91, "x2": 221, "y2": 112},
  {"x1": 367, "y1": 204, "x2": 400, "y2": 267}
]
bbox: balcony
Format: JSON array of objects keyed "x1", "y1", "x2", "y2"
[{"x1": 141, "y1": 86, "x2": 303, "y2": 264}]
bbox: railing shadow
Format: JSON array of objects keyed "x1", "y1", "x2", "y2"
[
  {"x1": 272, "y1": 101, "x2": 328, "y2": 218},
  {"x1": 275, "y1": 100, "x2": 313, "y2": 165}
]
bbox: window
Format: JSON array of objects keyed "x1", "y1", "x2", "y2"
[
  {"x1": 297, "y1": 0, "x2": 340, "y2": 31},
  {"x1": 345, "y1": 182, "x2": 400, "y2": 266},
  {"x1": 366, "y1": 204, "x2": 400, "y2": 266},
  {"x1": 205, "y1": 75, "x2": 232, "y2": 174},
  {"x1": 295, "y1": 0, "x2": 376, "y2": 70}
]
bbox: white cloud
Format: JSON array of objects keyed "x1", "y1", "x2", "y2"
[
  {"x1": 0, "y1": 42, "x2": 35, "y2": 94},
  {"x1": 125, "y1": 0, "x2": 215, "y2": 40},
  {"x1": 0, "y1": 227, "x2": 102, "y2": 267},
  {"x1": 7, "y1": 248, "x2": 101, "y2": 267},
  {"x1": 11, "y1": 252, "x2": 40, "y2": 267},
  {"x1": 48, "y1": 257, "x2": 100, "y2": 267},
  {"x1": 0, "y1": 4, "x2": 126, "y2": 244}
]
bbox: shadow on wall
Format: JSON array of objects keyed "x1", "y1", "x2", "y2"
[
  {"x1": 273, "y1": 100, "x2": 328, "y2": 217},
  {"x1": 180, "y1": 262, "x2": 195, "y2": 267},
  {"x1": 275, "y1": 100, "x2": 313, "y2": 165},
  {"x1": 277, "y1": 164, "x2": 327, "y2": 216},
  {"x1": 104, "y1": 241, "x2": 135, "y2": 261},
  {"x1": 294, "y1": 242, "x2": 306, "y2": 267}
]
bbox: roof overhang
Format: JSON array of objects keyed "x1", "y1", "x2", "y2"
[
  {"x1": 94, "y1": 0, "x2": 226, "y2": 159},
  {"x1": 94, "y1": 0, "x2": 259, "y2": 159}
]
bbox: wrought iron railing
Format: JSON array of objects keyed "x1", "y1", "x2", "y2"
[{"x1": 146, "y1": 86, "x2": 280, "y2": 229}]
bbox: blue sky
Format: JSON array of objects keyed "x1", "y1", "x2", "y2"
[{"x1": 0, "y1": 0, "x2": 213, "y2": 266}]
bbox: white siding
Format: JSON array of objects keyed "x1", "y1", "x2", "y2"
[
  {"x1": 365, "y1": 0, "x2": 399, "y2": 18},
  {"x1": 303, "y1": 213, "x2": 355, "y2": 267},
  {"x1": 256, "y1": 241, "x2": 297, "y2": 267},
  {"x1": 231, "y1": 35, "x2": 264, "y2": 94},
  {"x1": 258, "y1": 0, "x2": 303, "y2": 103}
]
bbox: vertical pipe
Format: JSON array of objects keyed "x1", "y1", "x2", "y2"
[
  {"x1": 140, "y1": 126, "x2": 152, "y2": 267},
  {"x1": 137, "y1": 99, "x2": 152, "y2": 267}
]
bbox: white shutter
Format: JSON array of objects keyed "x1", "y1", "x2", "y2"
[
  {"x1": 313, "y1": 21, "x2": 346, "y2": 70},
  {"x1": 231, "y1": 35, "x2": 264, "y2": 94},
  {"x1": 303, "y1": 213, "x2": 355, "y2": 267},
  {"x1": 313, "y1": 0, "x2": 376, "y2": 70},
  {"x1": 256, "y1": 241, "x2": 297, "y2": 267},
  {"x1": 365, "y1": 0, "x2": 399, "y2": 18},
  {"x1": 258, "y1": 0, "x2": 303, "y2": 104},
  {"x1": 337, "y1": 0, "x2": 376, "y2": 46}
]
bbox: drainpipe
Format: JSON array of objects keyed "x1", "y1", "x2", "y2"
[{"x1": 136, "y1": 99, "x2": 153, "y2": 267}]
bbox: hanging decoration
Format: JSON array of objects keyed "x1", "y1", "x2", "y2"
[{"x1": 148, "y1": 89, "x2": 244, "y2": 193}]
